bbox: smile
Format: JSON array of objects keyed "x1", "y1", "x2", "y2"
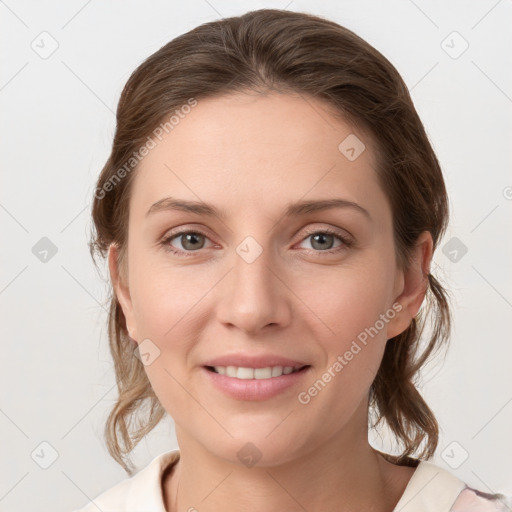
[
  {"x1": 205, "y1": 365, "x2": 308, "y2": 379},
  {"x1": 202, "y1": 365, "x2": 311, "y2": 401}
]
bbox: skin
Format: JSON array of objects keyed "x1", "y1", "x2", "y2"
[{"x1": 109, "y1": 91, "x2": 433, "y2": 511}]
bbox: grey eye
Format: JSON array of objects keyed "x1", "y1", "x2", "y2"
[
  {"x1": 173, "y1": 232, "x2": 207, "y2": 251},
  {"x1": 309, "y1": 233, "x2": 336, "y2": 251}
]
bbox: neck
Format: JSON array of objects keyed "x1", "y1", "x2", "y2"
[{"x1": 163, "y1": 420, "x2": 415, "y2": 512}]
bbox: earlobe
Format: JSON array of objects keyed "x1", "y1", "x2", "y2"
[
  {"x1": 108, "y1": 243, "x2": 138, "y2": 341},
  {"x1": 386, "y1": 232, "x2": 433, "y2": 340}
]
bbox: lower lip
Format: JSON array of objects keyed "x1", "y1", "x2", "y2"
[{"x1": 201, "y1": 366, "x2": 311, "y2": 401}]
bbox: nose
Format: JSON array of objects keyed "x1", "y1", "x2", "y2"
[{"x1": 215, "y1": 241, "x2": 292, "y2": 335}]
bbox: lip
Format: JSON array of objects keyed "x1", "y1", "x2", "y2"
[
  {"x1": 202, "y1": 353, "x2": 308, "y2": 369},
  {"x1": 201, "y1": 365, "x2": 312, "y2": 401}
]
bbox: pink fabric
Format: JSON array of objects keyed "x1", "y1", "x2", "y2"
[{"x1": 450, "y1": 487, "x2": 512, "y2": 511}]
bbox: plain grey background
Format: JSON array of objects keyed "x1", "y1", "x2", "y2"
[{"x1": 1, "y1": 1, "x2": 511, "y2": 511}]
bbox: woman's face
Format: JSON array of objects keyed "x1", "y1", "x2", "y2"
[{"x1": 111, "y1": 91, "x2": 429, "y2": 466}]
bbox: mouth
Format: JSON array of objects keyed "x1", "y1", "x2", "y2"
[
  {"x1": 204, "y1": 364, "x2": 310, "y2": 379},
  {"x1": 202, "y1": 363, "x2": 312, "y2": 400}
]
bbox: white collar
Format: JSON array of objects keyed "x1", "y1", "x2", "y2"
[
  {"x1": 77, "y1": 451, "x2": 467, "y2": 512},
  {"x1": 392, "y1": 460, "x2": 466, "y2": 511}
]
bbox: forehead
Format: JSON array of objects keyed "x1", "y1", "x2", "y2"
[{"x1": 130, "y1": 91, "x2": 388, "y2": 222}]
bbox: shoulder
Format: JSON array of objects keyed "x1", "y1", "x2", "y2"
[
  {"x1": 450, "y1": 487, "x2": 512, "y2": 512},
  {"x1": 392, "y1": 460, "x2": 512, "y2": 512},
  {"x1": 70, "y1": 449, "x2": 180, "y2": 512}
]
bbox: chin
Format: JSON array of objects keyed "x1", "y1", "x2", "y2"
[{"x1": 199, "y1": 427, "x2": 309, "y2": 469}]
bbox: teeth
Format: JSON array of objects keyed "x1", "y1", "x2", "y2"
[{"x1": 213, "y1": 365, "x2": 301, "y2": 379}]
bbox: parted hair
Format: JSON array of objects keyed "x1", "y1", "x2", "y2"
[{"x1": 89, "y1": 8, "x2": 451, "y2": 475}]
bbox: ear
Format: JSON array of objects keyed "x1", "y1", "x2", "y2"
[
  {"x1": 108, "y1": 243, "x2": 138, "y2": 342},
  {"x1": 386, "y1": 231, "x2": 433, "y2": 340}
]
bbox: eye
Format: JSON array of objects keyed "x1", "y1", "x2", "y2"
[
  {"x1": 161, "y1": 230, "x2": 215, "y2": 256},
  {"x1": 296, "y1": 228, "x2": 353, "y2": 254},
  {"x1": 160, "y1": 226, "x2": 353, "y2": 257}
]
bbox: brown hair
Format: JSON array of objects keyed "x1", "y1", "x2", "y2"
[{"x1": 89, "y1": 8, "x2": 451, "y2": 475}]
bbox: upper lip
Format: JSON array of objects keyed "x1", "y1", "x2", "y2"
[{"x1": 202, "y1": 353, "x2": 309, "y2": 369}]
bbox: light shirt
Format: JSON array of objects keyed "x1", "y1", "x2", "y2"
[{"x1": 71, "y1": 449, "x2": 511, "y2": 511}]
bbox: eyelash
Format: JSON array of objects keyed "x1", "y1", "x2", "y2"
[{"x1": 160, "y1": 227, "x2": 353, "y2": 257}]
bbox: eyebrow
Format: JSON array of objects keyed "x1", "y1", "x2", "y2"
[{"x1": 146, "y1": 197, "x2": 372, "y2": 221}]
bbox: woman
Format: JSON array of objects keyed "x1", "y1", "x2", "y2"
[{"x1": 74, "y1": 8, "x2": 511, "y2": 512}]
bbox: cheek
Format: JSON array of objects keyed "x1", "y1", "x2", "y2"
[
  {"x1": 292, "y1": 261, "x2": 395, "y2": 341},
  {"x1": 129, "y1": 253, "x2": 212, "y2": 339},
  {"x1": 129, "y1": 269, "x2": 206, "y2": 416},
  {"x1": 294, "y1": 263, "x2": 394, "y2": 391},
  {"x1": 294, "y1": 283, "x2": 391, "y2": 419}
]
